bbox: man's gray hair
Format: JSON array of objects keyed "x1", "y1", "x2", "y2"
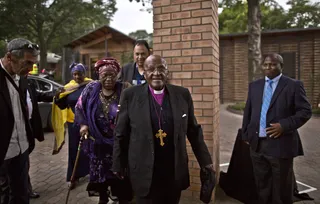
[{"x1": 6, "y1": 38, "x2": 39, "y2": 58}]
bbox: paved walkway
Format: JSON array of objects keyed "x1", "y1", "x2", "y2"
[{"x1": 29, "y1": 105, "x2": 320, "y2": 204}]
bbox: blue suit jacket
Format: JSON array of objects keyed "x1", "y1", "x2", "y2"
[{"x1": 242, "y1": 75, "x2": 312, "y2": 158}]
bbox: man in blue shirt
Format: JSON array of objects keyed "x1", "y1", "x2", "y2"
[
  {"x1": 242, "y1": 53, "x2": 312, "y2": 204},
  {"x1": 119, "y1": 40, "x2": 150, "y2": 85}
]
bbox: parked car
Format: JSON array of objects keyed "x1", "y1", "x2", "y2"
[{"x1": 27, "y1": 75, "x2": 63, "y2": 131}]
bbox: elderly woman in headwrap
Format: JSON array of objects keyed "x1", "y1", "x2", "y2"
[
  {"x1": 53, "y1": 63, "x2": 91, "y2": 189},
  {"x1": 75, "y1": 58, "x2": 132, "y2": 204}
]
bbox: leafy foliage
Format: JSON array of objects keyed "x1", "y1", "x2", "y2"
[
  {"x1": 219, "y1": 0, "x2": 320, "y2": 34},
  {"x1": 129, "y1": 29, "x2": 153, "y2": 46},
  {"x1": 0, "y1": 0, "x2": 117, "y2": 69}
]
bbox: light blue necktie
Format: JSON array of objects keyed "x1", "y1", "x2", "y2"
[{"x1": 259, "y1": 80, "x2": 273, "y2": 137}]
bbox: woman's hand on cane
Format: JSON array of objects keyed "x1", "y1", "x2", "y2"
[{"x1": 80, "y1": 125, "x2": 89, "y2": 139}]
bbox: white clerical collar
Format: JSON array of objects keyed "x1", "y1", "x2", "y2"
[{"x1": 153, "y1": 88, "x2": 164, "y2": 95}]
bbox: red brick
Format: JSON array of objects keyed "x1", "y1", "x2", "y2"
[
  {"x1": 162, "y1": 35, "x2": 181, "y2": 42},
  {"x1": 202, "y1": 32, "x2": 212, "y2": 39},
  {"x1": 182, "y1": 79, "x2": 202, "y2": 86},
  {"x1": 153, "y1": 7, "x2": 161, "y2": 14},
  {"x1": 194, "y1": 109, "x2": 203, "y2": 116},
  {"x1": 153, "y1": 28, "x2": 171, "y2": 36},
  {"x1": 152, "y1": 43, "x2": 171, "y2": 50},
  {"x1": 194, "y1": 101, "x2": 213, "y2": 109},
  {"x1": 172, "y1": 0, "x2": 191, "y2": 4},
  {"x1": 153, "y1": 22, "x2": 161, "y2": 29},
  {"x1": 172, "y1": 42, "x2": 191, "y2": 49},
  {"x1": 162, "y1": 5, "x2": 181, "y2": 13},
  {"x1": 172, "y1": 26, "x2": 191, "y2": 34},
  {"x1": 153, "y1": 37, "x2": 161, "y2": 43},
  {"x1": 191, "y1": 94, "x2": 202, "y2": 101},
  {"x1": 197, "y1": 116, "x2": 213, "y2": 124},
  {"x1": 202, "y1": 48, "x2": 213, "y2": 55},
  {"x1": 193, "y1": 71, "x2": 213, "y2": 78},
  {"x1": 172, "y1": 71, "x2": 192, "y2": 79},
  {"x1": 203, "y1": 94, "x2": 213, "y2": 101},
  {"x1": 182, "y1": 49, "x2": 202, "y2": 56},
  {"x1": 202, "y1": 1, "x2": 212, "y2": 8},
  {"x1": 202, "y1": 16, "x2": 213, "y2": 24},
  {"x1": 193, "y1": 56, "x2": 212, "y2": 63},
  {"x1": 192, "y1": 40, "x2": 212, "y2": 48},
  {"x1": 182, "y1": 33, "x2": 202, "y2": 41},
  {"x1": 192, "y1": 176, "x2": 201, "y2": 184},
  {"x1": 203, "y1": 79, "x2": 213, "y2": 86},
  {"x1": 154, "y1": 13, "x2": 171, "y2": 21},
  {"x1": 202, "y1": 124, "x2": 213, "y2": 132},
  {"x1": 192, "y1": 25, "x2": 212, "y2": 32},
  {"x1": 172, "y1": 57, "x2": 192, "y2": 64},
  {"x1": 181, "y1": 18, "x2": 201, "y2": 26},
  {"x1": 181, "y1": 2, "x2": 201, "y2": 11},
  {"x1": 169, "y1": 79, "x2": 182, "y2": 86},
  {"x1": 203, "y1": 63, "x2": 213, "y2": 70},
  {"x1": 192, "y1": 9, "x2": 212, "y2": 17},
  {"x1": 169, "y1": 64, "x2": 182, "y2": 71},
  {"x1": 152, "y1": 51, "x2": 162, "y2": 56},
  {"x1": 162, "y1": 20, "x2": 181, "y2": 28},
  {"x1": 193, "y1": 87, "x2": 213, "y2": 94},
  {"x1": 182, "y1": 64, "x2": 202, "y2": 71},
  {"x1": 172, "y1": 11, "x2": 191, "y2": 19},
  {"x1": 152, "y1": 0, "x2": 171, "y2": 6},
  {"x1": 189, "y1": 183, "x2": 201, "y2": 192},
  {"x1": 162, "y1": 50, "x2": 181, "y2": 57}
]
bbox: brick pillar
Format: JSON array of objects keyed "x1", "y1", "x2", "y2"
[{"x1": 153, "y1": 0, "x2": 220, "y2": 201}]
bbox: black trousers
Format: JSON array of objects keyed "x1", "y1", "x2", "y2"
[
  {"x1": 135, "y1": 180, "x2": 181, "y2": 204},
  {"x1": 0, "y1": 151, "x2": 29, "y2": 204},
  {"x1": 250, "y1": 139, "x2": 294, "y2": 204}
]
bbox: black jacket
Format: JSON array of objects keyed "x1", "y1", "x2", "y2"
[
  {"x1": 20, "y1": 77, "x2": 45, "y2": 144},
  {"x1": 242, "y1": 75, "x2": 312, "y2": 158},
  {"x1": 118, "y1": 62, "x2": 136, "y2": 84},
  {"x1": 0, "y1": 66, "x2": 34, "y2": 166},
  {"x1": 112, "y1": 83, "x2": 212, "y2": 196}
]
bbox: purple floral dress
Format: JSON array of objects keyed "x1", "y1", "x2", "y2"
[{"x1": 75, "y1": 81, "x2": 128, "y2": 196}]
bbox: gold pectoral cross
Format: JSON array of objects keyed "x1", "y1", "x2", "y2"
[{"x1": 155, "y1": 129, "x2": 167, "y2": 146}]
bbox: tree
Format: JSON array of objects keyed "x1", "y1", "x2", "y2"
[
  {"x1": 286, "y1": 0, "x2": 320, "y2": 28},
  {"x1": 219, "y1": 0, "x2": 288, "y2": 33},
  {"x1": 247, "y1": 0, "x2": 262, "y2": 82},
  {"x1": 0, "y1": 0, "x2": 117, "y2": 69},
  {"x1": 129, "y1": 29, "x2": 153, "y2": 46}
]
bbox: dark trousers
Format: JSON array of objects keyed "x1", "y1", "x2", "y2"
[
  {"x1": 0, "y1": 151, "x2": 29, "y2": 204},
  {"x1": 135, "y1": 183, "x2": 181, "y2": 204},
  {"x1": 250, "y1": 139, "x2": 294, "y2": 204}
]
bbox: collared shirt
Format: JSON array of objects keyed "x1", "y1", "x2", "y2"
[
  {"x1": 259, "y1": 73, "x2": 282, "y2": 136},
  {"x1": 26, "y1": 90, "x2": 33, "y2": 119},
  {"x1": 132, "y1": 63, "x2": 146, "y2": 85},
  {"x1": 0, "y1": 60, "x2": 29, "y2": 160}
]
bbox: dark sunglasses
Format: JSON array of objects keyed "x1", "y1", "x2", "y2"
[{"x1": 9, "y1": 43, "x2": 39, "y2": 52}]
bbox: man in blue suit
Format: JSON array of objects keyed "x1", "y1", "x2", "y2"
[{"x1": 242, "y1": 53, "x2": 312, "y2": 204}]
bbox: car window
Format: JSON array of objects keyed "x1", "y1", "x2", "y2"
[
  {"x1": 28, "y1": 79, "x2": 39, "y2": 90},
  {"x1": 38, "y1": 80, "x2": 51, "y2": 92}
]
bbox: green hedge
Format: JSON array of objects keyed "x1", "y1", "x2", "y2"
[
  {"x1": 312, "y1": 108, "x2": 320, "y2": 115},
  {"x1": 228, "y1": 102, "x2": 246, "y2": 111}
]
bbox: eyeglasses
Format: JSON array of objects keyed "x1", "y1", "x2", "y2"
[{"x1": 9, "y1": 43, "x2": 39, "y2": 52}]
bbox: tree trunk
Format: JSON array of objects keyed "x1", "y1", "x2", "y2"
[
  {"x1": 248, "y1": 0, "x2": 262, "y2": 82},
  {"x1": 38, "y1": 33, "x2": 47, "y2": 71}
]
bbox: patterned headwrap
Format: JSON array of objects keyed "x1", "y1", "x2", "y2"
[
  {"x1": 69, "y1": 63, "x2": 86, "y2": 74},
  {"x1": 94, "y1": 57, "x2": 121, "y2": 78}
]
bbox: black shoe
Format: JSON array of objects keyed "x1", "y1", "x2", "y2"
[{"x1": 29, "y1": 192, "x2": 40, "y2": 199}]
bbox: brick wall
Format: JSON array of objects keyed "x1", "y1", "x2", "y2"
[
  {"x1": 220, "y1": 29, "x2": 320, "y2": 107},
  {"x1": 153, "y1": 0, "x2": 220, "y2": 200}
]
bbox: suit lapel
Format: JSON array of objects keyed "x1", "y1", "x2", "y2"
[
  {"x1": 137, "y1": 84, "x2": 153, "y2": 140},
  {"x1": 256, "y1": 79, "x2": 265, "y2": 112},
  {"x1": 269, "y1": 76, "x2": 288, "y2": 109},
  {"x1": 166, "y1": 84, "x2": 180, "y2": 146},
  {"x1": 0, "y1": 69, "x2": 13, "y2": 112},
  {"x1": 128, "y1": 63, "x2": 135, "y2": 82}
]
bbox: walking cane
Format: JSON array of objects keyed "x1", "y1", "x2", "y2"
[{"x1": 65, "y1": 134, "x2": 86, "y2": 204}]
